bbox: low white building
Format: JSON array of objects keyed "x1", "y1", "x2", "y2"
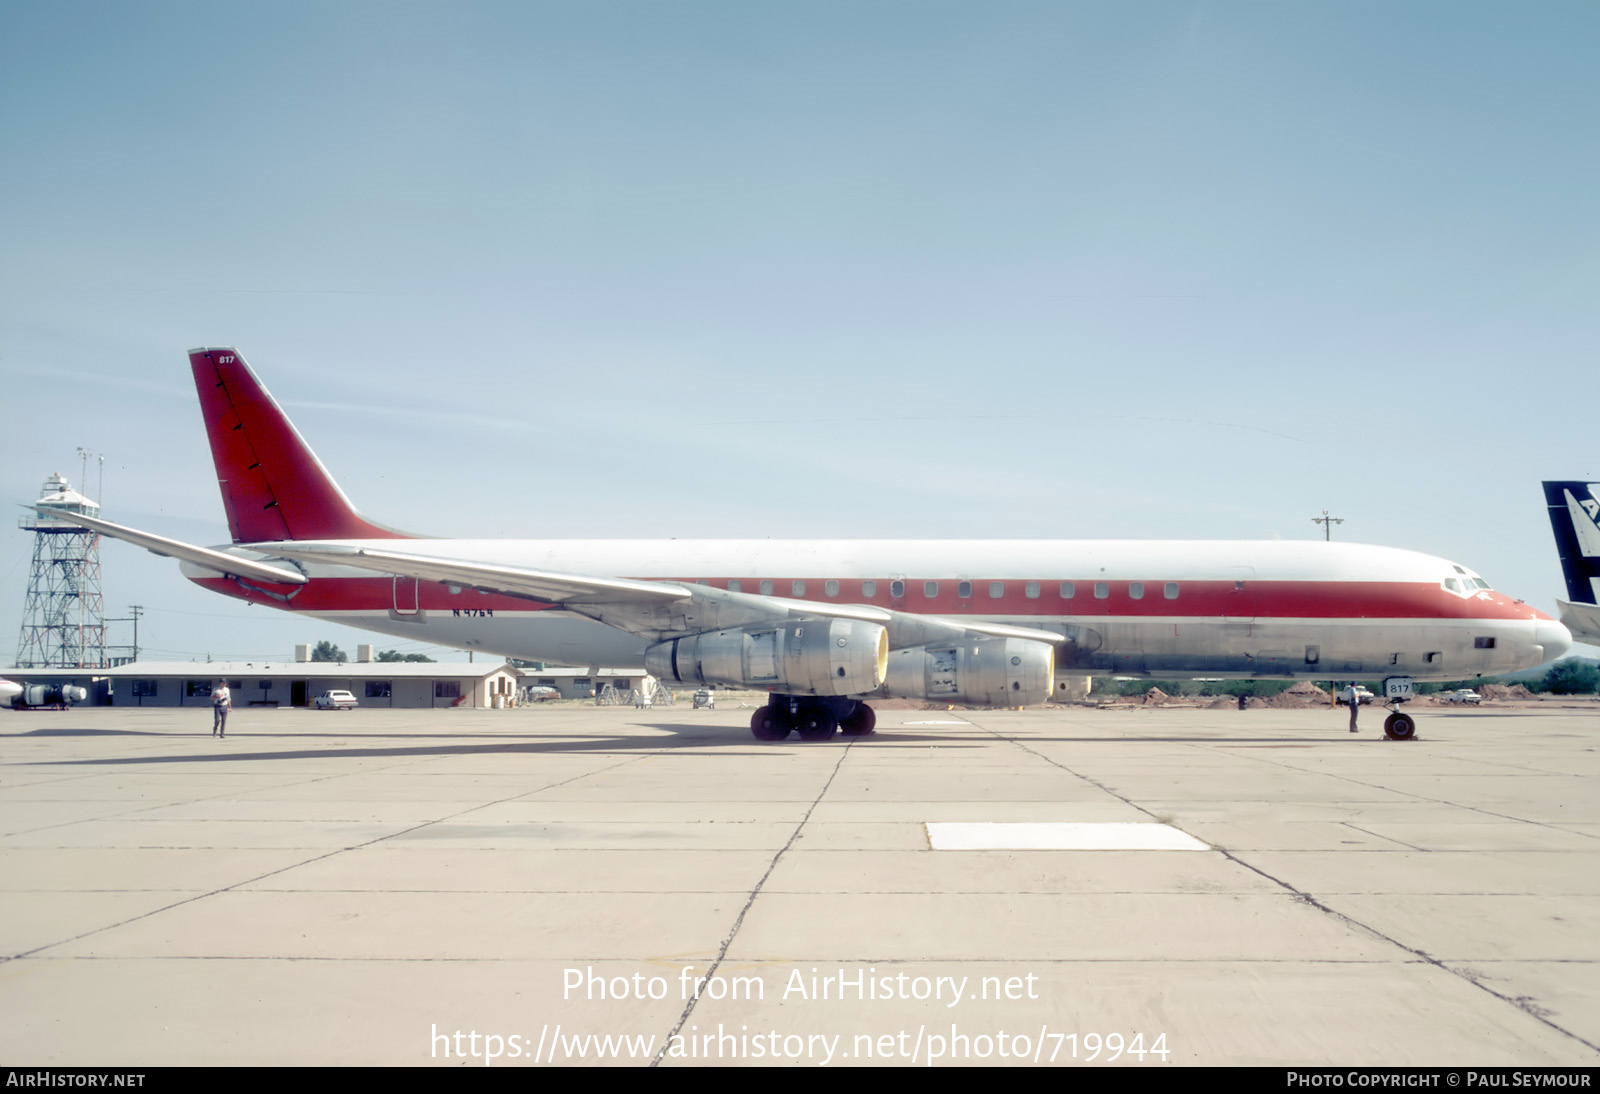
[
  {"x1": 3, "y1": 660, "x2": 522, "y2": 710},
  {"x1": 516, "y1": 667, "x2": 652, "y2": 700}
]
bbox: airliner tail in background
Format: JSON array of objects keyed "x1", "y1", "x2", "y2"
[{"x1": 1543, "y1": 480, "x2": 1600, "y2": 645}]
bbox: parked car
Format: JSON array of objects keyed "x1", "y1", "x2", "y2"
[
  {"x1": 313, "y1": 689, "x2": 359, "y2": 710},
  {"x1": 1443, "y1": 689, "x2": 1482, "y2": 705},
  {"x1": 1336, "y1": 685, "x2": 1376, "y2": 704}
]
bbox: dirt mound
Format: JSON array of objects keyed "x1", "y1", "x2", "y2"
[
  {"x1": 1478, "y1": 683, "x2": 1535, "y2": 701},
  {"x1": 1261, "y1": 681, "x2": 1333, "y2": 708},
  {"x1": 1143, "y1": 686, "x2": 1172, "y2": 705},
  {"x1": 1206, "y1": 698, "x2": 1236, "y2": 710}
]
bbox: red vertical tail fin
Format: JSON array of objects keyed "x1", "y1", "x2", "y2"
[{"x1": 189, "y1": 347, "x2": 409, "y2": 543}]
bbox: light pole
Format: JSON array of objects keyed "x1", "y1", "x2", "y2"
[{"x1": 1313, "y1": 510, "x2": 1344, "y2": 542}]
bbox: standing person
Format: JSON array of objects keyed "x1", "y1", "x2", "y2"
[
  {"x1": 1347, "y1": 686, "x2": 1360, "y2": 734},
  {"x1": 212, "y1": 679, "x2": 231, "y2": 738}
]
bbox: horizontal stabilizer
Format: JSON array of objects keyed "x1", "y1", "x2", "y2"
[{"x1": 26, "y1": 507, "x2": 308, "y2": 586}]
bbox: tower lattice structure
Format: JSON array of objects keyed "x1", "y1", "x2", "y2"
[{"x1": 15, "y1": 473, "x2": 107, "y2": 669}]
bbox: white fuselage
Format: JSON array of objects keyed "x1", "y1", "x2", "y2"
[{"x1": 185, "y1": 537, "x2": 1569, "y2": 681}]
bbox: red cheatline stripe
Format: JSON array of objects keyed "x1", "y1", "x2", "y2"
[{"x1": 191, "y1": 576, "x2": 1544, "y2": 622}]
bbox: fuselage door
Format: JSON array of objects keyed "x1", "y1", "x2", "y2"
[{"x1": 394, "y1": 576, "x2": 420, "y2": 616}]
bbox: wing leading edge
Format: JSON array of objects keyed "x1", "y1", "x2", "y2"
[{"x1": 266, "y1": 542, "x2": 1063, "y2": 647}]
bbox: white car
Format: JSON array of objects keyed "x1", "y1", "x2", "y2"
[
  {"x1": 1336, "y1": 685, "x2": 1376, "y2": 704},
  {"x1": 1443, "y1": 689, "x2": 1482, "y2": 705},
  {"x1": 313, "y1": 689, "x2": 358, "y2": 710}
]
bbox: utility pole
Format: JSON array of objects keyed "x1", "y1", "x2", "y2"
[{"x1": 1312, "y1": 510, "x2": 1344, "y2": 542}]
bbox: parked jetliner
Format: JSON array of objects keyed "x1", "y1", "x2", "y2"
[
  {"x1": 53, "y1": 348, "x2": 1569, "y2": 742},
  {"x1": 1542, "y1": 481, "x2": 1600, "y2": 646}
]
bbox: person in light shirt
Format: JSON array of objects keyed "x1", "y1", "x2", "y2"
[{"x1": 212, "y1": 680, "x2": 231, "y2": 738}]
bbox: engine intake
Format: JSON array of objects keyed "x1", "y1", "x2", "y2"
[
  {"x1": 646, "y1": 619, "x2": 888, "y2": 696},
  {"x1": 881, "y1": 637, "x2": 1055, "y2": 707}
]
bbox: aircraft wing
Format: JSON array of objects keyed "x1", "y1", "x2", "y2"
[
  {"x1": 1557, "y1": 600, "x2": 1600, "y2": 646},
  {"x1": 266, "y1": 544, "x2": 692, "y2": 606},
  {"x1": 267, "y1": 544, "x2": 1061, "y2": 646},
  {"x1": 24, "y1": 507, "x2": 309, "y2": 586}
]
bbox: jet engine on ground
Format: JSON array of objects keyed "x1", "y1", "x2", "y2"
[{"x1": 8, "y1": 683, "x2": 89, "y2": 709}]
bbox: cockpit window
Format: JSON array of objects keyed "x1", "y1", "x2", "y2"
[
  {"x1": 1444, "y1": 578, "x2": 1462, "y2": 594},
  {"x1": 1472, "y1": 578, "x2": 1491, "y2": 590}
]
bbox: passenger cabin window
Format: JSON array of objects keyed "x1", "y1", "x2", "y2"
[
  {"x1": 924, "y1": 581, "x2": 938, "y2": 598},
  {"x1": 989, "y1": 582, "x2": 1004, "y2": 598},
  {"x1": 1060, "y1": 582, "x2": 1075, "y2": 599},
  {"x1": 728, "y1": 579, "x2": 742, "y2": 592},
  {"x1": 792, "y1": 580, "x2": 806, "y2": 596},
  {"x1": 890, "y1": 580, "x2": 905, "y2": 598},
  {"x1": 862, "y1": 580, "x2": 876, "y2": 597},
  {"x1": 1025, "y1": 581, "x2": 1040, "y2": 599},
  {"x1": 1129, "y1": 582, "x2": 1144, "y2": 599},
  {"x1": 1164, "y1": 582, "x2": 1179, "y2": 599},
  {"x1": 957, "y1": 581, "x2": 972, "y2": 599},
  {"x1": 1094, "y1": 582, "x2": 1109, "y2": 599},
  {"x1": 759, "y1": 580, "x2": 774, "y2": 595},
  {"x1": 825, "y1": 580, "x2": 839, "y2": 597}
]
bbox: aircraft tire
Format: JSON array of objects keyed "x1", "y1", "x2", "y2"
[
  {"x1": 751, "y1": 708, "x2": 788, "y2": 741},
  {"x1": 795, "y1": 708, "x2": 838, "y2": 742},
  {"x1": 1384, "y1": 711, "x2": 1417, "y2": 740},
  {"x1": 839, "y1": 703, "x2": 877, "y2": 736}
]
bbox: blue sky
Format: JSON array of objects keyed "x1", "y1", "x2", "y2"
[{"x1": 2, "y1": 1, "x2": 1596, "y2": 662}]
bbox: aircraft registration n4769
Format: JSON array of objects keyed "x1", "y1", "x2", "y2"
[{"x1": 56, "y1": 348, "x2": 1570, "y2": 742}]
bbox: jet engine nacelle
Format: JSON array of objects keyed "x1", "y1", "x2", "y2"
[
  {"x1": 646, "y1": 619, "x2": 888, "y2": 696},
  {"x1": 881, "y1": 638, "x2": 1055, "y2": 707},
  {"x1": 10, "y1": 683, "x2": 89, "y2": 709}
]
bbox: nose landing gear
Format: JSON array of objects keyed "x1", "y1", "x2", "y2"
[
  {"x1": 1383, "y1": 709, "x2": 1417, "y2": 740},
  {"x1": 1381, "y1": 676, "x2": 1418, "y2": 740}
]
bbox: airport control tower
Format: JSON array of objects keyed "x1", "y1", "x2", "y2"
[{"x1": 15, "y1": 472, "x2": 107, "y2": 669}]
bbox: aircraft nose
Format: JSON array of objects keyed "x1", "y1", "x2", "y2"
[{"x1": 1534, "y1": 619, "x2": 1573, "y2": 664}]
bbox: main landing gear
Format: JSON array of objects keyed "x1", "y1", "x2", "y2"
[{"x1": 749, "y1": 696, "x2": 876, "y2": 742}]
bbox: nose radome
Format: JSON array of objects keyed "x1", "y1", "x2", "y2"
[{"x1": 1535, "y1": 620, "x2": 1573, "y2": 664}]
